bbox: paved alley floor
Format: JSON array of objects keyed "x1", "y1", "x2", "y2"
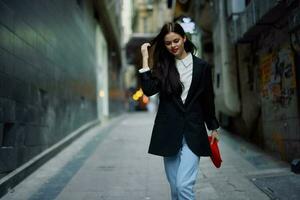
[{"x1": 1, "y1": 112, "x2": 295, "y2": 200}]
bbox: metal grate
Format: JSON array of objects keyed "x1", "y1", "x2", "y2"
[{"x1": 249, "y1": 174, "x2": 300, "y2": 200}]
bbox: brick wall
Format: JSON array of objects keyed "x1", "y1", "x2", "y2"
[{"x1": 0, "y1": 0, "x2": 98, "y2": 176}]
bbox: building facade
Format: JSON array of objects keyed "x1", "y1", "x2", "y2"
[
  {"x1": 226, "y1": 0, "x2": 300, "y2": 161},
  {"x1": 125, "y1": 0, "x2": 173, "y2": 111},
  {"x1": 172, "y1": 0, "x2": 300, "y2": 162},
  {"x1": 0, "y1": 0, "x2": 124, "y2": 177}
]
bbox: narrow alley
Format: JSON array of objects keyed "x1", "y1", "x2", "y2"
[
  {"x1": 1, "y1": 0, "x2": 300, "y2": 199},
  {"x1": 1, "y1": 112, "x2": 296, "y2": 200}
]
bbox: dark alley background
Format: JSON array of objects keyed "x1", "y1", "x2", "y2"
[{"x1": 0, "y1": 0, "x2": 300, "y2": 199}]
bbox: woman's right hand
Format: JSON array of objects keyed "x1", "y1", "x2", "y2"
[{"x1": 141, "y1": 43, "x2": 151, "y2": 59}]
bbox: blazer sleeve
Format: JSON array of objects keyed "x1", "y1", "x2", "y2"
[
  {"x1": 203, "y1": 64, "x2": 220, "y2": 130},
  {"x1": 138, "y1": 70, "x2": 160, "y2": 97}
]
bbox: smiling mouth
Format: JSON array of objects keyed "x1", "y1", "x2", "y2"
[{"x1": 171, "y1": 48, "x2": 178, "y2": 53}]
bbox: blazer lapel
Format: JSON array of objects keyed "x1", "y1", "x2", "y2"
[
  {"x1": 172, "y1": 95, "x2": 185, "y2": 112},
  {"x1": 183, "y1": 55, "x2": 200, "y2": 107},
  {"x1": 172, "y1": 55, "x2": 201, "y2": 111}
]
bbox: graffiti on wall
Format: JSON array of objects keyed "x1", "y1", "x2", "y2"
[
  {"x1": 260, "y1": 46, "x2": 297, "y2": 107},
  {"x1": 271, "y1": 132, "x2": 287, "y2": 160}
]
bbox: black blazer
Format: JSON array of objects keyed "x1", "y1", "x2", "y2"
[{"x1": 139, "y1": 55, "x2": 219, "y2": 157}]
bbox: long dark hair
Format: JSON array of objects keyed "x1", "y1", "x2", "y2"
[{"x1": 149, "y1": 22, "x2": 196, "y2": 97}]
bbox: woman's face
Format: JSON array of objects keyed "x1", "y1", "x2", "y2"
[{"x1": 164, "y1": 32, "x2": 186, "y2": 58}]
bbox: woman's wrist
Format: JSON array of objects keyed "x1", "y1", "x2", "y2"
[{"x1": 142, "y1": 57, "x2": 149, "y2": 68}]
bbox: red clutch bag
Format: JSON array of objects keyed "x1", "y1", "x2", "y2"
[{"x1": 208, "y1": 136, "x2": 222, "y2": 168}]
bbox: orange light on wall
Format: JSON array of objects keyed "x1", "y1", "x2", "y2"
[
  {"x1": 133, "y1": 94, "x2": 139, "y2": 101},
  {"x1": 136, "y1": 88, "x2": 143, "y2": 97},
  {"x1": 132, "y1": 88, "x2": 144, "y2": 101}
]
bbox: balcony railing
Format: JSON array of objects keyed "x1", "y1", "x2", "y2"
[{"x1": 228, "y1": 0, "x2": 296, "y2": 43}]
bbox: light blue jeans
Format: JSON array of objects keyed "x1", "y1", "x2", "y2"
[{"x1": 163, "y1": 137, "x2": 200, "y2": 200}]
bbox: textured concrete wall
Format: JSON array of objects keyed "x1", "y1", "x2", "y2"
[
  {"x1": 0, "y1": 0, "x2": 98, "y2": 175},
  {"x1": 256, "y1": 23, "x2": 300, "y2": 161},
  {"x1": 213, "y1": 0, "x2": 241, "y2": 117},
  {"x1": 234, "y1": 44, "x2": 262, "y2": 142},
  {"x1": 232, "y1": 17, "x2": 300, "y2": 162}
]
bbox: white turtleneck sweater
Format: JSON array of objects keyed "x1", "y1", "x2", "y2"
[{"x1": 139, "y1": 53, "x2": 193, "y2": 104}]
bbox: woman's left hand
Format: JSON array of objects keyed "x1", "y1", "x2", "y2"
[{"x1": 210, "y1": 130, "x2": 219, "y2": 145}]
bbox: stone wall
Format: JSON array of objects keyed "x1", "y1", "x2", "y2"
[{"x1": 0, "y1": 0, "x2": 98, "y2": 176}]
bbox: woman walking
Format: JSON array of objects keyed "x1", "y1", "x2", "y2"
[{"x1": 139, "y1": 22, "x2": 220, "y2": 200}]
